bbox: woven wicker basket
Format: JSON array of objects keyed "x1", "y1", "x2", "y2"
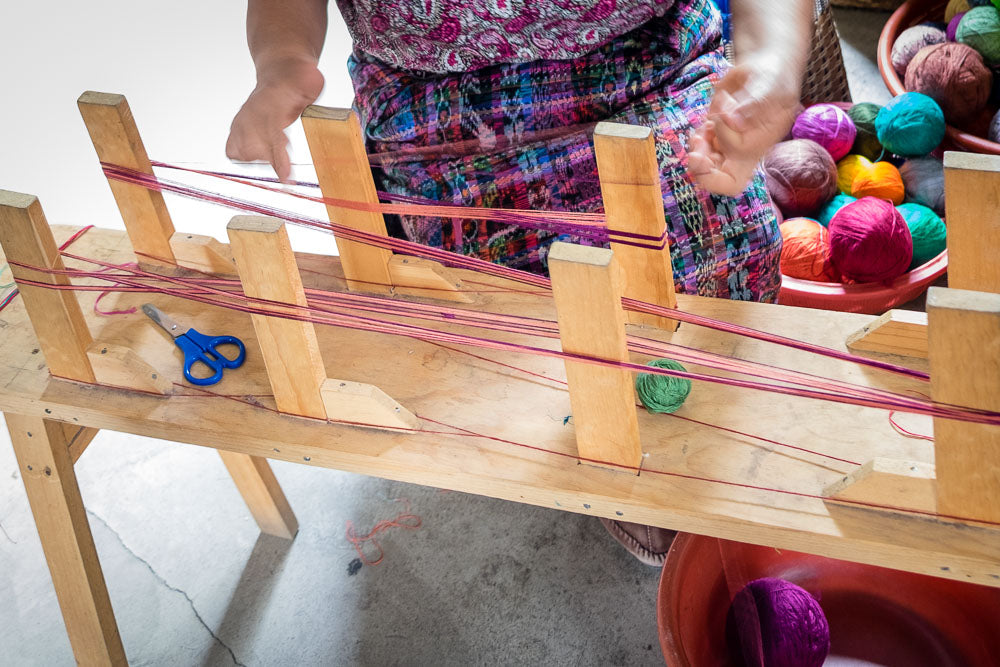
[{"x1": 802, "y1": 0, "x2": 853, "y2": 104}]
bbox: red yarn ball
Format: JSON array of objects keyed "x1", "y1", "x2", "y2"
[
  {"x1": 726, "y1": 577, "x2": 830, "y2": 667},
  {"x1": 779, "y1": 218, "x2": 836, "y2": 281},
  {"x1": 829, "y1": 197, "x2": 914, "y2": 283},
  {"x1": 904, "y1": 42, "x2": 992, "y2": 124},
  {"x1": 763, "y1": 140, "x2": 839, "y2": 218}
]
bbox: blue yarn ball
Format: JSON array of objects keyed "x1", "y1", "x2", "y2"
[
  {"x1": 875, "y1": 93, "x2": 947, "y2": 157},
  {"x1": 818, "y1": 193, "x2": 857, "y2": 227}
]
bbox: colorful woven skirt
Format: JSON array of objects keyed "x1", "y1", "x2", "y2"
[{"x1": 348, "y1": 0, "x2": 782, "y2": 302}]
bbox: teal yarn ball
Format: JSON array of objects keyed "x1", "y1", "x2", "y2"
[
  {"x1": 897, "y1": 202, "x2": 947, "y2": 268},
  {"x1": 636, "y1": 359, "x2": 692, "y2": 414},
  {"x1": 818, "y1": 193, "x2": 857, "y2": 227},
  {"x1": 875, "y1": 93, "x2": 946, "y2": 157},
  {"x1": 957, "y1": 6, "x2": 1000, "y2": 65},
  {"x1": 846, "y1": 103, "x2": 885, "y2": 161}
]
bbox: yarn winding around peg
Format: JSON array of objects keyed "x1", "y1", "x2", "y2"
[
  {"x1": 725, "y1": 577, "x2": 831, "y2": 667},
  {"x1": 875, "y1": 92, "x2": 946, "y2": 156},
  {"x1": 905, "y1": 43, "x2": 992, "y2": 124},
  {"x1": 836, "y1": 155, "x2": 873, "y2": 194},
  {"x1": 763, "y1": 140, "x2": 839, "y2": 218},
  {"x1": 846, "y1": 103, "x2": 884, "y2": 160},
  {"x1": 897, "y1": 202, "x2": 947, "y2": 268},
  {"x1": 829, "y1": 197, "x2": 914, "y2": 283},
  {"x1": 851, "y1": 161, "x2": 905, "y2": 205},
  {"x1": 779, "y1": 219, "x2": 835, "y2": 282},
  {"x1": 635, "y1": 359, "x2": 691, "y2": 414},
  {"x1": 892, "y1": 25, "x2": 948, "y2": 74},
  {"x1": 900, "y1": 156, "x2": 946, "y2": 213},
  {"x1": 957, "y1": 6, "x2": 1000, "y2": 65},
  {"x1": 818, "y1": 193, "x2": 857, "y2": 226},
  {"x1": 792, "y1": 104, "x2": 857, "y2": 161},
  {"x1": 948, "y1": 11, "x2": 968, "y2": 40}
]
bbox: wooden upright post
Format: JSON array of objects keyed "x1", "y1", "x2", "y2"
[
  {"x1": 77, "y1": 91, "x2": 176, "y2": 266},
  {"x1": 549, "y1": 242, "x2": 642, "y2": 470},
  {"x1": 301, "y1": 107, "x2": 394, "y2": 294},
  {"x1": 594, "y1": 123, "x2": 678, "y2": 331},
  {"x1": 944, "y1": 152, "x2": 1000, "y2": 293},
  {"x1": 0, "y1": 192, "x2": 95, "y2": 383},
  {"x1": 227, "y1": 216, "x2": 328, "y2": 418},
  {"x1": 6, "y1": 414, "x2": 126, "y2": 665},
  {"x1": 927, "y1": 286, "x2": 1000, "y2": 524}
]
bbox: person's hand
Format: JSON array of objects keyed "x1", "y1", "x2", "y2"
[
  {"x1": 688, "y1": 59, "x2": 800, "y2": 197},
  {"x1": 226, "y1": 58, "x2": 324, "y2": 182}
]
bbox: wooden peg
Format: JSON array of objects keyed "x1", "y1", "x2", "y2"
[
  {"x1": 77, "y1": 91, "x2": 177, "y2": 267},
  {"x1": 6, "y1": 414, "x2": 126, "y2": 665},
  {"x1": 86, "y1": 341, "x2": 171, "y2": 395},
  {"x1": 928, "y1": 286, "x2": 1000, "y2": 524},
  {"x1": 301, "y1": 106, "x2": 394, "y2": 294},
  {"x1": 227, "y1": 216, "x2": 328, "y2": 418},
  {"x1": 824, "y1": 458, "x2": 936, "y2": 514},
  {"x1": 549, "y1": 242, "x2": 642, "y2": 471},
  {"x1": 594, "y1": 122, "x2": 678, "y2": 331},
  {"x1": 944, "y1": 152, "x2": 1000, "y2": 293},
  {"x1": 0, "y1": 192, "x2": 95, "y2": 383},
  {"x1": 321, "y1": 378, "x2": 420, "y2": 431}
]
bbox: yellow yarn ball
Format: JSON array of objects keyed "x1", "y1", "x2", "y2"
[
  {"x1": 837, "y1": 155, "x2": 874, "y2": 195},
  {"x1": 851, "y1": 161, "x2": 906, "y2": 205},
  {"x1": 946, "y1": 0, "x2": 971, "y2": 22}
]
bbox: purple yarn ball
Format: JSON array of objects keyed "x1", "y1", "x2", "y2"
[
  {"x1": 726, "y1": 578, "x2": 830, "y2": 667},
  {"x1": 829, "y1": 197, "x2": 914, "y2": 283},
  {"x1": 791, "y1": 104, "x2": 857, "y2": 161},
  {"x1": 949, "y1": 11, "x2": 968, "y2": 40},
  {"x1": 990, "y1": 107, "x2": 1000, "y2": 142},
  {"x1": 892, "y1": 25, "x2": 948, "y2": 75},
  {"x1": 763, "y1": 140, "x2": 840, "y2": 218}
]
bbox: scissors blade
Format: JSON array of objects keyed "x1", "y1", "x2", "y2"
[{"x1": 142, "y1": 303, "x2": 185, "y2": 339}]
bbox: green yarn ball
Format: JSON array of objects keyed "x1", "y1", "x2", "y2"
[
  {"x1": 897, "y1": 202, "x2": 947, "y2": 268},
  {"x1": 957, "y1": 6, "x2": 1000, "y2": 66},
  {"x1": 875, "y1": 93, "x2": 946, "y2": 157},
  {"x1": 818, "y1": 193, "x2": 857, "y2": 227},
  {"x1": 636, "y1": 359, "x2": 691, "y2": 414},
  {"x1": 847, "y1": 103, "x2": 885, "y2": 161}
]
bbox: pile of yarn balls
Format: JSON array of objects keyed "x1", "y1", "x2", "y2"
[
  {"x1": 892, "y1": 0, "x2": 1000, "y2": 141},
  {"x1": 764, "y1": 101, "x2": 947, "y2": 284}
]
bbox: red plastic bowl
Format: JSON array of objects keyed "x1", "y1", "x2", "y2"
[
  {"x1": 657, "y1": 534, "x2": 1000, "y2": 666},
  {"x1": 778, "y1": 249, "x2": 948, "y2": 313},
  {"x1": 878, "y1": 0, "x2": 1000, "y2": 155}
]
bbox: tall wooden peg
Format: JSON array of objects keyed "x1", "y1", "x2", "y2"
[
  {"x1": 944, "y1": 151, "x2": 1000, "y2": 293},
  {"x1": 594, "y1": 122, "x2": 678, "y2": 331},
  {"x1": 0, "y1": 192, "x2": 95, "y2": 383},
  {"x1": 227, "y1": 216, "x2": 329, "y2": 418},
  {"x1": 928, "y1": 286, "x2": 1000, "y2": 524},
  {"x1": 549, "y1": 242, "x2": 642, "y2": 471},
  {"x1": 301, "y1": 107, "x2": 395, "y2": 294},
  {"x1": 78, "y1": 91, "x2": 177, "y2": 267}
]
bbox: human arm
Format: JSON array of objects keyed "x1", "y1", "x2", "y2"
[
  {"x1": 226, "y1": 0, "x2": 328, "y2": 181},
  {"x1": 688, "y1": 0, "x2": 813, "y2": 196}
]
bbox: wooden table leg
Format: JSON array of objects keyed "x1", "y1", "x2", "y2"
[
  {"x1": 218, "y1": 451, "x2": 298, "y2": 540},
  {"x1": 6, "y1": 413, "x2": 126, "y2": 666}
]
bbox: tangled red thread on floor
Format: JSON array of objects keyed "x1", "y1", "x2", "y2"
[{"x1": 345, "y1": 499, "x2": 423, "y2": 566}]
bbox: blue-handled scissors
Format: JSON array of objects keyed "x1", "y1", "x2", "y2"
[{"x1": 142, "y1": 304, "x2": 246, "y2": 386}]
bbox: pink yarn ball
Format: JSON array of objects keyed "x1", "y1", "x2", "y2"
[
  {"x1": 791, "y1": 104, "x2": 858, "y2": 161},
  {"x1": 726, "y1": 577, "x2": 830, "y2": 667},
  {"x1": 829, "y1": 197, "x2": 914, "y2": 283}
]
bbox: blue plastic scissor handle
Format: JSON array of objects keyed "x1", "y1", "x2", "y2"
[{"x1": 175, "y1": 328, "x2": 247, "y2": 386}]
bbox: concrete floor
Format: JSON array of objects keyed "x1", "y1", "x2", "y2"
[{"x1": 0, "y1": 5, "x2": 894, "y2": 666}]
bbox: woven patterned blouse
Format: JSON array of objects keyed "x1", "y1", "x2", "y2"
[{"x1": 335, "y1": 0, "x2": 674, "y2": 72}]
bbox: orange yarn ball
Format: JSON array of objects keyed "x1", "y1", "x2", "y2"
[
  {"x1": 837, "y1": 155, "x2": 873, "y2": 195},
  {"x1": 851, "y1": 161, "x2": 905, "y2": 205},
  {"x1": 779, "y1": 218, "x2": 836, "y2": 282}
]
